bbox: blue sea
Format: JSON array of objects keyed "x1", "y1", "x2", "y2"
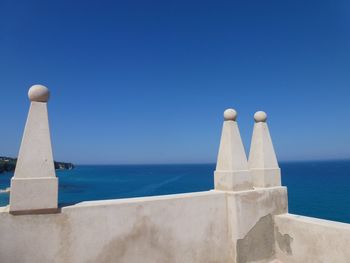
[{"x1": 1, "y1": 160, "x2": 350, "y2": 224}]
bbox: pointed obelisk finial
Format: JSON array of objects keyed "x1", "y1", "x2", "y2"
[
  {"x1": 214, "y1": 109, "x2": 253, "y2": 191},
  {"x1": 9, "y1": 85, "x2": 58, "y2": 213},
  {"x1": 248, "y1": 111, "x2": 281, "y2": 187}
]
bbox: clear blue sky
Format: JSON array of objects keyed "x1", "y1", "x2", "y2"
[{"x1": 1, "y1": 0, "x2": 349, "y2": 164}]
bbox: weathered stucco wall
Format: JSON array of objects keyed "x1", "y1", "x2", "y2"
[
  {"x1": 274, "y1": 214, "x2": 350, "y2": 263},
  {"x1": 2, "y1": 185, "x2": 350, "y2": 263},
  {"x1": 0, "y1": 191, "x2": 231, "y2": 263},
  {"x1": 0, "y1": 186, "x2": 294, "y2": 263},
  {"x1": 226, "y1": 187, "x2": 288, "y2": 263}
]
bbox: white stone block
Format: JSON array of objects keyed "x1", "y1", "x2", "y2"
[
  {"x1": 9, "y1": 177, "x2": 58, "y2": 212},
  {"x1": 251, "y1": 168, "x2": 281, "y2": 188},
  {"x1": 9, "y1": 85, "x2": 58, "y2": 213},
  {"x1": 214, "y1": 170, "x2": 252, "y2": 191},
  {"x1": 13, "y1": 102, "x2": 56, "y2": 179},
  {"x1": 249, "y1": 111, "x2": 281, "y2": 188},
  {"x1": 214, "y1": 109, "x2": 253, "y2": 191}
]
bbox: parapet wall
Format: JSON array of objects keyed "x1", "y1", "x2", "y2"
[
  {"x1": 274, "y1": 214, "x2": 350, "y2": 263},
  {"x1": 0, "y1": 191, "x2": 230, "y2": 263},
  {"x1": 1, "y1": 85, "x2": 350, "y2": 263},
  {"x1": 1, "y1": 187, "x2": 350, "y2": 263},
  {"x1": 0, "y1": 187, "x2": 289, "y2": 263}
]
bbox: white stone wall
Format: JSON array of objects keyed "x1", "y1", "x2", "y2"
[
  {"x1": 274, "y1": 214, "x2": 350, "y2": 263},
  {"x1": 0, "y1": 187, "x2": 292, "y2": 263},
  {"x1": 0, "y1": 191, "x2": 231, "y2": 263},
  {"x1": 226, "y1": 187, "x2": 288, "y2": 262}
]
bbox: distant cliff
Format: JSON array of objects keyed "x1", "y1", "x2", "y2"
[{"x1": 0, "y1": 157, "x2": 74, "y2": 173}]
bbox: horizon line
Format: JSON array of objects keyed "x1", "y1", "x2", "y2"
[{"x1": 73, "y1": 158, "x2": 350, "y2": 166}]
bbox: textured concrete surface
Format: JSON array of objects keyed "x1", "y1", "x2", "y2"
[
  {"x1": 248, "y1": 111, "x2": 281, "y2": 188},
  {"x1": 236, "y1": 214, "x2": 275, "y2": 263},
  {"x1": 274, "y1": 214, "x2": 350, "y2": 263},
  {"x1": 2, "y1": 186, "x2": 350, "y2": 263},
  {"x1": 0, "y1": 191, "x2": 231, "y2": 263},
  {"x1": 9, "y1": 177, "x2": 58, "y2": 213},
  {"x1": 10, "y1": 95, "x2": 58, "y2": 212},
  {"x1": 12, "y1": 102, "x2": 55, "y2": 180},
  {"x1": 224, "y1": 187, "x2": 288, "y2": 262},
  {"x1": 226, "y1": 187, "x2": 288, "y2": 240},
  {"x1": 214, "y1": 170, "x2": 253, "y2": 192},
  {"x1": 214, "y1": 109, "x2": 253, "y2": 191}
]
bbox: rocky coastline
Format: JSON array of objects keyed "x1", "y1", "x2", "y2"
[{"x1": 0, "y1": 156, "x2": 74, "y2": 173}]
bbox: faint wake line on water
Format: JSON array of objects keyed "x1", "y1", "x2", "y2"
[{"x1": 128, "y1": 175, "x2": 185, "y2": 196}]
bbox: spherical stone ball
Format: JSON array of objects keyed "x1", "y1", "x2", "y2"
[
  {"x1": 28, "y1": 85, "x2": 50, "y2": 102},
  {"x1": 254, "y1": 111, "x2": 267, "y2": 122},
  {"x1": 223, "y1": 108, "x2": 237, "y2": 121}
]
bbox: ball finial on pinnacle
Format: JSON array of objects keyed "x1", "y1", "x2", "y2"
[
  {"x1": 28, "y1": 85, "x2": 50, "y2": 102},
  {"x1": 224, "y1": 108, "x2": 237, "y2": 121},
  {"x1": 254, "y1": 111, "x2": 267, "y2": 122}
]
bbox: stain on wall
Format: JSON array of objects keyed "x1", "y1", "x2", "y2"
[
  {"x1": 91, "y1": 216, "x2": 174, "y2": 263},
  {"x1": 275, "y1": 226, "x2": 293, "y2": 255},
  {"x1": 236, "y1": 214, "x2": 275, "y2": 263}
]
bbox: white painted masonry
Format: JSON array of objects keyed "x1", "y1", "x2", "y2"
[
  {"x1": 9, "y1": 85, "x2": 58, "y2": 213},
  {"x1": 214, "y1": 109, "x2": 253, "y2": 191},
  {"x1": 274, "y1": 214, "x2": 350, "y2": 263},
  {"x1": 248, "y1": 111, "x2": 281, "y2": 187},
  {"x1": 0, "y1": 192, "x2": 231, "y2": 263},
  {"x1": 0, "y1": 91, "x2": 349, "y2": 263}
]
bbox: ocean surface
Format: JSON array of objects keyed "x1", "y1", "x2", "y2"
[{"x1": 1, "y1": 160, "x2": 349, "y2": 223}]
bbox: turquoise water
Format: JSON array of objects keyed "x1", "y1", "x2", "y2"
[{"x1": 1, "y1": 160, "x2": 349, "y2": 223}]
